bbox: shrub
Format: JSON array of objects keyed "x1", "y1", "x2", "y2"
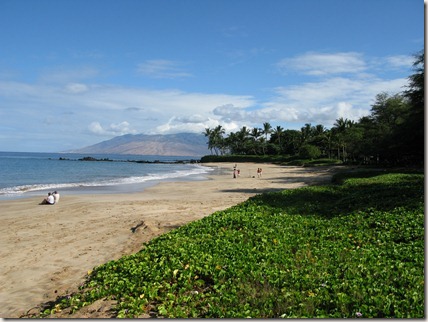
[{"x1": 299, "y1": 144, "x2": 321, "y2": 159}]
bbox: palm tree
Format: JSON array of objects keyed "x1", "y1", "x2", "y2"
[
  {"x1": 310, "y1": 124, "x2": 328, "y2": 156},
  {"x1": 262, "y1": 122, "x2": 272, "y2": 155},
  {"x1": 225, "y1": 131, "x2": 238, "y2": 154},
  {"x1": 313, "y1": 124, "x2": 326, "y2": 137},
  {"x1": 212, "y1": 125, "x2": 225, "y2": 155},
  {"x1": 282, "y1": 129, "x2": 301, "y2": 155},
  {"x1": 231, "y1": 126, "x2": 251, "y2": 154},
  {"x1": 262, "y1": 122, "x2": 272, "y2": 141},
  {"x1": 324, "y1": 129, "x2": 334, "y2": 159},
  {"x1": 332, "y1": 118, "x2": 354, "y2": 161},
  {"x1": 273, "y1": 125, "x2": 284, "y2": 139},
  {"x1": 300, "y1": 123, "x2": 312, "y2": 144},
  {"x1": 333, "y1": 117, "x2": 352, "y2": 132},
  {"x1": 203, "y1": 126, "x2": 225, "y2": 155},
  {"x1": 202, "y1": 128, "x2": 214, "y2": 155},
  {"x1": 271, "y1": 125, "x2": 284, "y2": 154},
  {"x1": 250, "y1": 127, "x2": 263, "y2": 155}
]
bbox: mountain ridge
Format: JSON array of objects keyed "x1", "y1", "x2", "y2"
[{"x1": 68, "y1": 133, "x2": 209, "y2": 157}]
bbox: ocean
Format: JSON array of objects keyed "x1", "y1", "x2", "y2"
[{"x1": 0, "y1": 152, "x2": 213, "y2": 200}]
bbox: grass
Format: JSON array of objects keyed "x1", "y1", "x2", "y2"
[{"x1": 33, "y1": 169, "x2": 424, "y2": 318}]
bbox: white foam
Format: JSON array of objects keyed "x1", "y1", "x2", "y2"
[{"x1": 0, "y1": 164, "x2": 213, "y2": 196}]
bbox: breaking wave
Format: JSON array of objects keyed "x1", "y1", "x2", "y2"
[{"x1": 0, "y1": 164, "x2": 213, "y2": 196}]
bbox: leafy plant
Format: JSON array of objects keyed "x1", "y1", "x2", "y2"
[
  {"x1": 33, "y1": 170, "x2": 424, "y2": 318},
  {"x1": 299, "y1": 144, "x2": 321, "y2": 159}
]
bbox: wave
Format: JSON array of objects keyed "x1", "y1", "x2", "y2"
[{"x1": 0, "y1": 164, "x2": 213, "y2": 196}]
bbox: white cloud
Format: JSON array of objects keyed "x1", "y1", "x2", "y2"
[
  {"x1": 65, "y1": 83, "x2": 89, "y2": 93},
  {"x1": 268, "y1": 51, "x2": 412, "y2": 127},
  {"x1": 174, "y1": 114, "x2": 209, "y2": 123},
  {"x1": 261, "y1": 76, "x2": 408, "y2": 126},
  {"x1": 210, "y1": 74, "x2": 408, "y2": 129},
  {"x1": 384, "y1": 55, "x2": 414, "y2": 69},
  {"x1": 109, "y1": 121, "x2": 137, "y2": 134},
  {"x1": 0, "y1": 79, "x2": 257, "y2": 149},
  {"x1": 0, "y1": 73, "x2": 409, "y2": 138},
  {"x1": 277, "y1": 52, "x2": 367, "y2": 76},
  {"x1": 213, "y1": 104, "x2": 248, "y2": 122},
  {"x1": 154, "y1": 116, "x2": 221, "y2": 134},
  {"x1": 88, "y1": 121, "x2": 105, "y2": 134},
  {"x1": 88, "y1": 121, "x2": 138, "y2": 136},
  {"x1": 0, "y1": 49, "x2": 413, "y2": 152},
  {"x1": 212, "y1": 104, "x2": 301, "y2": 128},
  {"x1": 137, "y1": 60, "x2": 192, "y2": 79},
  {"x1": 274, "y1": 77, "x2": 369, "y2": 106}
]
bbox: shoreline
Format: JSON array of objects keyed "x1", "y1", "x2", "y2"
[
  {"x1": 0, "y1": 163, "x2": 341, "y2": 318},
  {"x1": 0, "y1": 163, "x2": 214, "y2": 202}
]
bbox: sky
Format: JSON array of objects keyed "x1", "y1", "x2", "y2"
[{"x1": 0, "y1": 0, "x2": 424, "y2": 152}]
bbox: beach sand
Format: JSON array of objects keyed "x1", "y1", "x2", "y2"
[{"x1": 0, "y1": 163, "x2": 341, "y2": 318}]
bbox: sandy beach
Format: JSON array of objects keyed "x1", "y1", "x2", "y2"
[{"x1": 0, "y1": 163, "x2": 341, "y2": 318}]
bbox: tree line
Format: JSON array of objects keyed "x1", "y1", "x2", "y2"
[{"x1": 203, "y1": 50, "x2": 424, "y2": 166}]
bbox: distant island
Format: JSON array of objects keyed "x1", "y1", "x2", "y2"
[{"x1": 67, "y1": 133, "x2": 209, "y2": 157}]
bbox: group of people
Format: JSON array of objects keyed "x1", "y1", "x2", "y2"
[
  {"x1": 40, "y1": 191, "x2": 60, "y2": 205},
  {"x1": 232, "y1": 164, "x2": 263, "y2": 179}
]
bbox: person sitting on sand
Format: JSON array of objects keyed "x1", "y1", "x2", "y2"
[
  {"x1": 40, "y1": 192, "x2": 55, "y2": 205},
  {"x1": 53, "y1": 191, "x2": 60, "y2": 203}
]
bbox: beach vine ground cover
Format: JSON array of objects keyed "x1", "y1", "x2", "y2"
[{"x1": 34, "y1": 170, "x2": 424, "y2": 318}]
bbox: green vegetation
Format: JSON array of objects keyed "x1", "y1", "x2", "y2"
[
  {"x1": 200, "y1": 154, "x2": 342, "y2": 167},
  {"x1": 201, "y1": 154, "x2": 289, "y2": 163},
  {"x1": 35, "y1": 170, "x2": 424, "y2": 318},
  {"x1": 203, "y1": 50, "x2": 424, "y2": 166}
]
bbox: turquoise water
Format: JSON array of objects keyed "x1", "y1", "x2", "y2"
[{"x1": 0, "y1": 152, "x2": 211, "y2": 199}]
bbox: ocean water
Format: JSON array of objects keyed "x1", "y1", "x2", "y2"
[{"x1": 0, "y1": 152, "x2": 213, "y2": 200}]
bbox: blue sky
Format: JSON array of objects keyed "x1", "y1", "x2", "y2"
[{"x1": 0, "y1": 0, "x2": 424, "y2": 152}]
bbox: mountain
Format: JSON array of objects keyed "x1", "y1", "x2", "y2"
[{"x1": 68, "y1": 133, "x2": 209, "y2": 157}]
